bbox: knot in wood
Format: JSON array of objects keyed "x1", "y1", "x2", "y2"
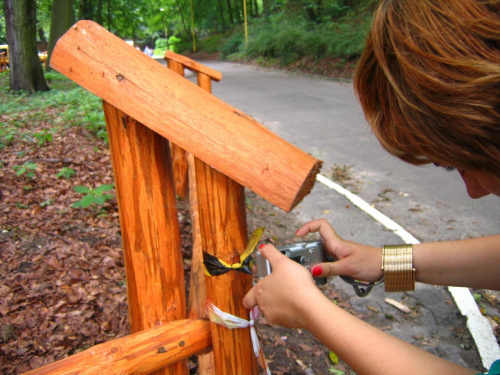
[{"x1": 116, "y1": 74, "x2": 124, "y2": 81}]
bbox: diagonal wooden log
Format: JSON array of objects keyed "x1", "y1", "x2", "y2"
[
  {"x1": 23, "y1": 319, "x2": 211, "y2": 375},
  {"x1": 50, "y1": 20, "x2": 322, "y2": 213}
]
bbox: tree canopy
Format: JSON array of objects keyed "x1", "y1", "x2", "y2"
[
  {"x1": 1, "y1": 0, "x2": 376, "y2": 84},
  {"x1": 1, "y1": 0, "x2": 374, "y2": 45}
]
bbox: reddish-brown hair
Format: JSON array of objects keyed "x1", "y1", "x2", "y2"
[{"x1": 354, "y1": 0, "x2": 500, "y2": 176}]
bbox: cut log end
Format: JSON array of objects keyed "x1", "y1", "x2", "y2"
[{"x1": 289, "y1": 159, "x2": 323, "y2": 212}]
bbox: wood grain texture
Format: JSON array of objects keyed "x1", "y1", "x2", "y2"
[
  {"x1": 195, "y1": 157, "x2": 258, "y2": 375},
  {"x1": 50, "y1": 20, "x2": 322, "y2": 212},
  {"x1": 187, "y1": 153, "x2": 216, "y2": 374},
  {"x1": 23, "y1": 319, "x2": 211, "y2": 375},
  {"x1": 103, "y1": 102, "x2": 187, "y2": 374},
  {"x1": 166, "y1": 59, "x2": 189, "y2": 200}
]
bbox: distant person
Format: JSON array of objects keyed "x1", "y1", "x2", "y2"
[{"x1": 244, "y1": 0, "x2": 500, "y2": 374}]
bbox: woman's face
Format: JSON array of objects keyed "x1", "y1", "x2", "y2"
[{"x1": 459, "y1": 170, "x2": 500, "y2": 198}]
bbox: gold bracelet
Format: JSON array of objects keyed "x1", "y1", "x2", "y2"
[{"x1": 382, "y1": 244, "x2": 415, "y2": 292}]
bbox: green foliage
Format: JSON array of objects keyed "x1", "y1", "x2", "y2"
[
  {"x1": 40, "y1": 198, "x2": 54, "y2": 207},
  {"x1": 0, "y1": 125, "x2": 16, "y2": 149},
  {"x1": 198, "y1": 34, "x2": 224, "y2": 54},
  {"x1": 27, "y1": 0, "x2": 374, "y2": 75},
  {"x1": 155, "y1": 37, "x2": 168, "y2": 50},
  {"x1": 154, "y1": 35, "x2": 186, "y2": 54},
  {"x1": 72, "y1": 184, "x2": 114, "y2": 208},
  {"x1": 221, "y1": 31, "x2": 245, "y2": 58},
  {"x1": 13, "y1": 162, "x2": 38, "y2": 179},
  {"x1": 240, "y1": 7, "x2": 371, "y2": 65},
  {"x1": 168, "y1": 35, "x2": 183, "y2": 52},
  {"x1": 56, "y1": 167, "x2": 76, "y2": 179},
  {"x1": 0, "y1": 7, "x2": 6, "y2": 44},
  {"x1": 33, "y1": 129, "x2": 53, "y2": 146}
]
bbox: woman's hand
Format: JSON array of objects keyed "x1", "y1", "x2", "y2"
[
  {"x1": 296, "y1": 219, "x2": 383, "y2": 282},
  {"x1": 243, "y1": 244, "x2": 325, "y2": 329}
]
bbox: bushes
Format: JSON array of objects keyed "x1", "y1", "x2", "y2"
[{"x1": 220, "y1": 9, "x2": 372, "y2": 66}]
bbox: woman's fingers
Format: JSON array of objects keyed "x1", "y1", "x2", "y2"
[{"x1": 296, "y1": 219, "x2": 341, "y2": 243}]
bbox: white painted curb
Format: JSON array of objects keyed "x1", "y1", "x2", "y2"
[{"x1": 316, "y1": 173, "x2": 500, "y2": 368}]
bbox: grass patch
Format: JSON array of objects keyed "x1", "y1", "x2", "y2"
[{"x1": 0, "y1": 71, "x2": 107, "y2": 144}]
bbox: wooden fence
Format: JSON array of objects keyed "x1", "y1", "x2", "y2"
[{"x1": 23, "y1": 20, "x2": 322, "y2": 375}]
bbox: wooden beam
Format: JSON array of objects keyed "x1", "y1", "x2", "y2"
[
  {"x1": 50, "y1": 20, "x2": 322, "y2": 212},
  {"x1": 103, "y1": 102, "x2": 187, "y2": 374},
  {"x1": 23, "y1": 319, "x2": 211, "y2": 375}
]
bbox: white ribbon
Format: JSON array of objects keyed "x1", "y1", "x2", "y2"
[{"x1": 206, "y1": 300, "x2": 271, "y2": 375}]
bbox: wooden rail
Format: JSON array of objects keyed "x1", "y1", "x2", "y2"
[
  {"x1": 23, "y1": 319, "x2": 211, "y2": 375},
  {"x1": 50, "y1": 21, "x2": 322, "y2": 213},
  {"x1": 165, "y1": 50, "x2": 257, "y2": 374}
]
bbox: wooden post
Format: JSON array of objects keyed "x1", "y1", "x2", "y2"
[
  {"x1": 165, "y1": 58, "x2": 189, "y2": 200},
  {"x1": 103, "y1": 103, "x2": 188, "y2": 375},
  {"x1": 196, "y1": 161, "x2": 257, "y2": 375},
  {"x1": 23, "y1": 319, "x2": 211, "y2": 375},
  {"x1": 164, "y1": 51, "x2": 224, "y2": 374},
  {"x1": 166, "y1": 53, "x2": 257, "y2": 374}
]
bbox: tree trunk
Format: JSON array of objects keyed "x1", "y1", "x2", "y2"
[
  {"x1": 175, "y1": 0, "x2": 191, "y2": 41},
  {"x1": 217, "y1": 0, "x2": 226, "y2": 31},
  {"x1": 4, "y1": 0, "x2": 49, "y2": 93},
  {"x1": 96, "y1": 0, "x2": 103, "y2": 24},
  {"x1": 46, "y1": 0, "x2": 75, "y2": 72},
  {"x1": 262, "y1": 0, "x2": 270, "y2": 14},
  {"x1": 225, "y1": 0, "x2": 234, "y2": 24},
  {"x1": 232, "y1": 0, "x2": 242, "y2": 23},
  {"x1": 78, "y1": 0, "x2": 93, "y2": 20},
  {"x1": 107, "y1": 0, "x2": 111, "y2": 30}
]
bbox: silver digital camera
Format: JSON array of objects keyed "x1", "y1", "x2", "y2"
[{"x1": 254, "y1": 240, "x2": 327, "y2": 286}]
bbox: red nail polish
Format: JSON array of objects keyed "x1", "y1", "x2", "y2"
[
  {"x1": 259, "y1": 244, "x2": 265, "y2": 250},
  {"x1": 311, "y1": 265, "x2": 322, "y2": 277}
]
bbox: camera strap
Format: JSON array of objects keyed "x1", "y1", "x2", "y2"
[{"x1": 340, "y1": 275, "x2": 384, "y2": 297}]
